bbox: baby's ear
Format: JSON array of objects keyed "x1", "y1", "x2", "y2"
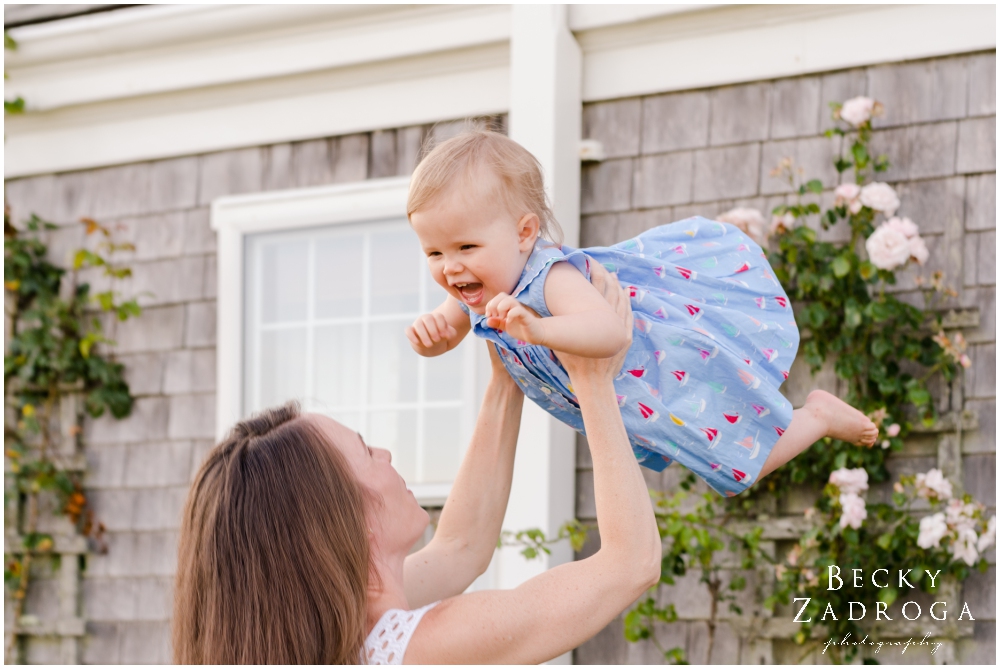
[{"x1": 516, "y1": 213, "x2": 540, "y2": 250}]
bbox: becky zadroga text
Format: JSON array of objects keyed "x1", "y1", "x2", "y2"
[{"x1": 791, "y1": 566, "x2": 977, "y2": 624}]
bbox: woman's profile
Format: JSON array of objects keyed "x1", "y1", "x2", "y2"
[{"x1": 173, "y1": 265, "x2": 662, "y2": 664}]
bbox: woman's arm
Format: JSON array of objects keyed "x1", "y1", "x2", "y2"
[
  {"x1": 484, "y1": 262, "x2": 629, "y2": 358},
  {"x1": 403, "y1": 342, "x2": 524, "y2": 607},
  {"x1": 406, "y1": 296, "x2": 472, "y2": 357},
  {"x1": 405, "y1": 265, "x2": 662, "y2": 664}
]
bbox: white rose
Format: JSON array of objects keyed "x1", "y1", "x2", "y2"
[
  {"x1": 916, "y1": 469, "x2": 953, "y2": 501},
  {"x1": 838, "y1": 492, "x2": 868, "y2": 530},
  {"x1": 884, "y1": 216, "x2": 919, "y2": 238},
  {"x1": 829, "y1": 467, "x2": 869, "y2": 495},
  {"x1": 917, "y1": 513, "x2": 948, "y2": 549},
  {"x1": 950, "y1": 526, "x2": 980, "y2": 566},
  {"x1": 834, "y1": 183, "x2": 863, "y2": 214},
  {"x1": 716, "y1": 207, "x2": 767, "y2": 245},
  {"x1": 977, "y1": 516, "x2": 996, "y2": 553},
  {"x1": 945, "y1": 498, "x2": 978, "y2": 532},
  {"x1": 860, "y1": 182, "x2": 900, "y2": 216},
  {"x1": 866, "y1": 225, "x2": 911, "y2": 270},
  {"x1": 908, "y1": 235, "x2": 929, "y2": 265},
  {"x1": 840, "y1": 96, "x2": 876, "y2": 127}
]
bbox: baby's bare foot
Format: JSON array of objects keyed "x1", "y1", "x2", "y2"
[{"x1": 805, "y1": 389, "x2": 879, "y2": 447}]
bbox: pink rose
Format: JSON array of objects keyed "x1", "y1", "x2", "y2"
[
  {"x1": 829, "y1": 467, "x2": 869, "y2": 495},
  {"x1": 886, "y1": 423, "x2": 901, "y2": 437},
  {"x1": 860, "y1": 182, "x2": 900, "y2": 217},
  {"x1": 916, "y1": 468, "x2": 953, "y2": 501},
  {"x1": 839, "y1": 96, "x2": 876, "y2": 127},
  {"x1": 908, "y1": 235, "x2": 929, "y2": 265},
  {"x1": 865, "y1": 225, "x2": 911, "y2": 270},
  {"x1": 834, "y1": 183, "x2": 863, "y2": 214},
  {"x1": 839, "y1": 492, "x2": 868, "y2": 529},
  {"x1": 885, "y1": 216, "x2": 919, "y2": 238},
  {"x1": 960, "y1": 354, "x2": 972, "y2": 368}
]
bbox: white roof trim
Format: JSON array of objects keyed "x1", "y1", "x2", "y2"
[{"x1": 5, "y1": 3, "x2": 994, "y2": 178}]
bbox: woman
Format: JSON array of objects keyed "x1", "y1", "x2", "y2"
[{"x1": 173, "y1": 265, "x2": 661, "y2": 664}]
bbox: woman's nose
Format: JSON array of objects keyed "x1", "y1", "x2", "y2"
[{"x1": 377, "y1": 448, "x2": 392, "y2": 463}]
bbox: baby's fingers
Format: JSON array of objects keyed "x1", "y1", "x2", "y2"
[
  {"x1": 410, "y1": 319, "x2": 436, "y2": 348},
  {"x1": 432, "y1": 313, "x2": 457, "y2": 340}
]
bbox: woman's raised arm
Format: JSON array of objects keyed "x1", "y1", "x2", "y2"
[
  {"x1": 403, "y1": 342, "x2": 524, "y2": 607},
  {"x1": 404, "y1": 264, "x2": 662, "y2": 664}
]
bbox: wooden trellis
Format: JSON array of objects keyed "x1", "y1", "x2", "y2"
[{"x1": 4, "y1": 389, "x2": 87, "y2": 664}]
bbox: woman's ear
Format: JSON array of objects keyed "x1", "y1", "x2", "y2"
[{"x1": 516, "y1": 213, "x2": 540, "y2": 252}]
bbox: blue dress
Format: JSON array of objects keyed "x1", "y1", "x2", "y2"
[{"x1": 459, "y1": 217, "x2": 800, "y2": 497}]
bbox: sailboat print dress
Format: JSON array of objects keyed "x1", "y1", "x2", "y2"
[{"x1": 458, "y1": 216, "x2": 800, "y2": 497}]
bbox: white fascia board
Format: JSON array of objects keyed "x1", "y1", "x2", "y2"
[
  {"x1": 568, "y1": 3, "x2": 722, "y2": 32},
  {"x1": 579, "y1": 3, "x2": 998, "y2": 102},
  {"x1": 5, "y1": 44, "x2": 510, "y2": 178},
  {"x1": 6, "y1": 4, "x2": 511, "y2": 111},
  {"x1": 211, "y1": 176, "x2": 412, "y2": 443}
]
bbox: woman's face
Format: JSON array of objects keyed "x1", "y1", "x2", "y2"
[{"x1": 307, "y1": 414, "x2": 429, "y2": 555}]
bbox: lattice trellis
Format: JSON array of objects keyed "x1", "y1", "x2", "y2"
[{"x1": 5, "y1": 389, "x2": 87, "y2": 664}]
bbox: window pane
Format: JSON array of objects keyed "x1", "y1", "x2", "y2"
[
  {"x1": 315, "y1": 235, "x2": 364, "y2": 319},
  {"x1": 314, "y1": 324, "x2": 363, "y2": 408},
  {"x1": 258, "y1": 328, "x2": 307, "y2": 409},
  {"x1": 425, "y1": 343, "x2": 463, "y2": 402},
  {"x1": 423, "y1": 407, "x2": 462, "y2": 483},
  {"x1": 369, "y1": 229, "x2": 421, "y2": 315},
  {"x1": 368, "y1": 320, "x2": 418, "y2": 404},
  {"x1": 425, "y1": 272, "x2": 448, "y2": 309},
  {"x1": 368, "y1": 409, "x2": 418, "y2": 483},
  {"x1": 260, "y1": 239, "x2": 308, "y2": 323}
]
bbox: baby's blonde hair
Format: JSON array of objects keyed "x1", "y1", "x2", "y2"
[{"x1": 407, "y1": 128, "x2": 564, "y2": 244}]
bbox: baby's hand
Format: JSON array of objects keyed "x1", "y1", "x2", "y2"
[
  {"x1": 485, "y1": 293, "x2": 545, "y2": 345},
  {"x1": 406, "y1": 312, "x2": 457, "y2": 357}
]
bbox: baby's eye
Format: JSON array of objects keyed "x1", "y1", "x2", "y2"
[
  {"x1": 460, "y1": 244, "x2": 476, "y2": 250},
  {"x1": 427, "y1": 251, "x2": 442, "y2": 258}
]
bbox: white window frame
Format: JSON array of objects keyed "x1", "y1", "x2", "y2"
[{"x1": 211, "y1": 176, "x2": 487, "y2": 505}]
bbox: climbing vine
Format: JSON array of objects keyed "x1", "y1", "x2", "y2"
[
  {"x1": 507, "y1": 97, "x2": 994, "y2": 664},
  {"x1": 3, "y1": 210, "x2": 142, "y2": 662}
]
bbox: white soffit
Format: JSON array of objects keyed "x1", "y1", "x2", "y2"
[
  {"x1": 4, "y1": 4, "x2": 512, "y2": 177},
  {"x1": 578, "y1": 3, "x2": 998, "y2": 102}
]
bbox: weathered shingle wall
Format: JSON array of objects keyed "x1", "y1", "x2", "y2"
[
  {"x1": 4, "y1": 117, "x2": 500, "y2": 664},
  {"x1": 573, "y1": 51, "x2": 995, "y2": 664}
]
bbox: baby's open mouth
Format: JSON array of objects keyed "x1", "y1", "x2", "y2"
[{"x1": 454, "y1": 282, "x2": 485, "y2": 306}]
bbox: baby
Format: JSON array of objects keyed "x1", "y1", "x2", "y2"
[{"x1": 405, "y1": 130, "x2": 877, "y2": 497}]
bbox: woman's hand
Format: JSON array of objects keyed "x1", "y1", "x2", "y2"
[{"x1": 553, "y1": 262, "x2": 633, "y2": 387}]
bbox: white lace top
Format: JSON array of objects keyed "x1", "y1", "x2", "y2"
[{"x1": 362, "y1": 602, "x2": 439, "y2": 665}]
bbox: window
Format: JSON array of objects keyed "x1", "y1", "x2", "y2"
[{"x1": 213, "y1": 177, "x2": 487, "y2": 504}]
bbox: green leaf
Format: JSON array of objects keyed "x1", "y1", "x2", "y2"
[
  {"x1": 876, "y1": 533, "x2": 893, "y2": 550},
  {"x1": 806, "y1": 179, "x2": 824, "y2": 194},
  {"x1": 859, "y1": 261, "x2": 876, "y2": 280},
  {"x1": 852, "y1": 142, "x2": 869, "y2": 166},
  {"x1": 4, "y1": 97, "x2": 25, "y2": 114},
  {"x1": 834, "y1": 157, "x2": 852, "y2": 173},
  {"x1": 878, "y1": 587, "x2": 898, "y2": 607},
  {"x1": 832, "y1": 256, "x2": 851, "y2": 278}
]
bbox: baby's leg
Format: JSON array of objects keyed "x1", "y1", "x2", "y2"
[{"x1": 757, "y1": 390, "x2": 878, "y2": 481}]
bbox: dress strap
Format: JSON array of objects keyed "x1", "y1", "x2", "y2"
[{"x1": 362, "y1": 601, "x2": 439, "y2": 665}]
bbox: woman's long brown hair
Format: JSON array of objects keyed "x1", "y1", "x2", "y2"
[{"x1": 173, "y1": 402, "x2": 371, "y2": 663}]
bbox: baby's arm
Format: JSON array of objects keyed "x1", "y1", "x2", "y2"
[
  {"x1": 485, "y1": 261, "x2": 629, "y2": 358},
  {"x1": 406, "y1": 296, "x2": 472, "y2": 357}
]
